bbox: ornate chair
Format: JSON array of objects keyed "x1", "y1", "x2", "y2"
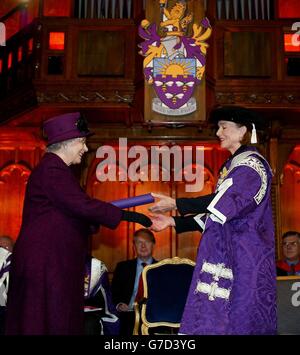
[{"x1": 133, "y1": 257, "x2": 195, "y2": 335}]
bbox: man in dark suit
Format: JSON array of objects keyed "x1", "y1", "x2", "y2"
[{"x1": 111, "y1": 228, "x2": 157, "y2": 335}]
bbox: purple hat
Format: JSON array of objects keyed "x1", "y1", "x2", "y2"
[{"x1": 43, "y1": 112, "x2": 93, "y2": 146}]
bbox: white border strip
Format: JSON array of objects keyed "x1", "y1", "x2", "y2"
[{"x1": 207, "y1": 178, "x2": 233, "y2": 225}]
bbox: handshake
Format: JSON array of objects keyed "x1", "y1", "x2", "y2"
[
  {"x1": 117, "y1": 193, "x2": 177, "y2": 232},
  {"x1": 148, "y1": 193, "x2": 177, "y2": 232}
]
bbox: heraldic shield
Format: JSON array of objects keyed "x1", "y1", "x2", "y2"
[{"x1": 153, "y1": 58, "x2": 197, "y2": 112}]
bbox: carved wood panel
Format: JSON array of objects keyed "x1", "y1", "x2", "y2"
[
  {"x1": 280, "y1": 146, "x2": 300, "y2": 239},
  {"x1": 0, "y1": 129, "x2": 44, "y2": 239},
  {"x1": 77, "y1": 30, "x2": 125, "y2": 77},
  {"x1": 0, "y1": 164, "x2": 30, "y2": 240},
  {"x1": 224, "y1": 31, "x2": 272, "y2": 77}
]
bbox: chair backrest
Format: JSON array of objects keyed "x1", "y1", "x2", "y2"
[
  {"x1": 277, "y1": 276, "x2": 300, "y2": 335},
  {"x1": 139, "y1": 257, "x2": 195, "y2": 334}
]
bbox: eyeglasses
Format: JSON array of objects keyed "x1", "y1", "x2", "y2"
[
  {"x1": 282, "y1": 241, "x2": 299, "y2": 248},
  {"x1": 135, "y1": 240, "x2": 153, "y2": 246}
]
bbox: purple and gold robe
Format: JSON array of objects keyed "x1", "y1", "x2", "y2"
[
  {"x1": 180, "y1": 146, "x2": 277, "y2": 335},
  {"x1": 5, "y1": 153, "x2": 122, "y2": 335}
]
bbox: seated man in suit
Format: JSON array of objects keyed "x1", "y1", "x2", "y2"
[
  {"x1": 277, "y1": 231, "x2": 300, "y2": 276},
  {"x1": 111, "y1": 228, "x2": 157, "y2": 335}
]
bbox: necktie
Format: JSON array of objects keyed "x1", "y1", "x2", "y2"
[
  {"x1": 135, "y1": 262, "x2": 147, "y2": 302},
  {"x1": 290, "y1": 264, "x2": 296, "y2": 275}
]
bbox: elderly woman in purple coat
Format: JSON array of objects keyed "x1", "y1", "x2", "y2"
[
  {"x1": 5, "y1": 112, "x2": 151, "y2": 335},
  {"x1": 150, "y1": 106, "x2": 277, "y2": 335}
]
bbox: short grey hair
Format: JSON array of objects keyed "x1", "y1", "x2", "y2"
[
  {"x1": 46, "y1": 138, "x2": 79, "y2": 153},
  {"x1": 133, "y1": 228, "x2": 156, "y2": 244}
]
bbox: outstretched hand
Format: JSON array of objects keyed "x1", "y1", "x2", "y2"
[
  {"x1": 121, "y1": 210, "x2": 152, "y2": 228},
  {"x1": 149, "y1": 213, "x2": 175, "y2": 232},
  {"x1": 149, "y1": 193, "x2": 177, "y2": 213}
]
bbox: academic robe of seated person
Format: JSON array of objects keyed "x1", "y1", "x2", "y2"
[
  {"x1": 84, "y1": 257, "x2": 120, "y2": 335},
  {"x1": 5, "y1": 153, "x2": 123, "y2": 335},
  {"x1": 276, "y1": 260, "x2": 300, "y2": 276},
  {"x1": 0, "y1": 247, "x2": 12, "y2": 335}
]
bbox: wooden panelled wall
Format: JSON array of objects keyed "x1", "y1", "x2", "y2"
[
  {"x1": 280, "y1": 146, "x2": 300, "y2": 238},
  {"x1": 0, "y1": 129, "x2": 45, "y2": 241},
  {"x1": 0, "y1": 130, "x2": 299, "y2": 272}
]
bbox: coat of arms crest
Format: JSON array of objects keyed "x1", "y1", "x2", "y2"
[{"x1": 139, "y1": 0, "x2": 212, "y2": 116}]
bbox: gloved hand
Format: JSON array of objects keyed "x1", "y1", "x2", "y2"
[{"x1": 121, "y1": 210, "x2": 152, "y2": 228}]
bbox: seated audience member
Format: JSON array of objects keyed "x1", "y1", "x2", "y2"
[
  {"x1": 111, "y1": 229, "x2": 157, "y2": 335},
  {"x1": 84, "y1": 256, "x2": 119, "y2": 335},
  {"x1": 0, "y1": 236, "x2": 14, "y2": 253},
  {"x1": 277, "y1": 231, "x2": 300, "y2": 276},
  {"x1": 0, "y1": 236, "x2": 14, "y2": 334}
]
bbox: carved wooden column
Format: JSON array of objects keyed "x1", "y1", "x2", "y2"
[{"x1": 269, "y1": 136, "x2": 282, "y2": 259}]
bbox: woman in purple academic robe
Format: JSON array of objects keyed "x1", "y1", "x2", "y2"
[
  {"x1": 150, "y1": 106, "x2": 277, "y2": 335},
  {"x1": 5, "y1": 112, "x2": 151, "y2": 335}
]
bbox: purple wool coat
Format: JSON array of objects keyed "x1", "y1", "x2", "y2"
[
  {"x1": 179, "y1": 146, "x2": 277, "y2": 335},
  {"x1": 5, "y1": 153, "x2": 122, "y2": 335}
]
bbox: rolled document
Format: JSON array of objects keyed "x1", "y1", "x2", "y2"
[{"x1": 111, "y1": 193, "x2": 154, "y2": 209}]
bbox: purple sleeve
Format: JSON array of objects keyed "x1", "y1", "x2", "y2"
[
  {"x1": 46, "y1": 164, "x2": 123, "y2": 229},
  {"x1": 207, "y1": 165, "x2": 267, "y2": 224}
]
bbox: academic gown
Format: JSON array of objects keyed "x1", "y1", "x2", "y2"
[
  {"x1": 5, "y1": 153, "x2": 122, "y2": 335},
  {"x1": 179, "y1": 146, "x2": 277, "y2": 335},
  {"x1": 276, "y1": 260, "x2": 300, "y2": 276}
]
